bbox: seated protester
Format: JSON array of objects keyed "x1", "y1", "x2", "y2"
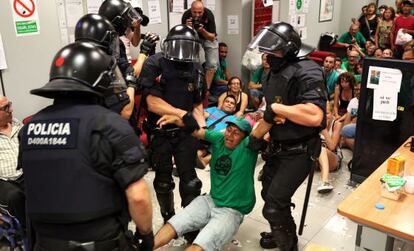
[
  {"x1": 336, "y1": 23, "x2": 367, "y2": 49},
  {"x1": 341, "y1": 50, "x2": 360, "y2": 74},
  {"x1": 382, "y1": 48, "x2": 394, "y2": 58},
  {"x1": 334, "y1": 57, "x2": 346, "y2": 74},
  {"x1": 0, "y1": 96, "x2": 26, "y2": 230},
  {"x1": 318, "y1": 102, "x2": 343, "y2": 194},
  {"x1": 198, "y1": 95, "x2": 238, "y2": 167},
  {"x1": 354, "y1": 61, "x2": 364, "y2": 84},
  {"x1": 333, "y1": 72, "x2": 356, "y2": 121},
  {"x1": 217, "y1": 77, "x2": 248, "y2": 117},
  {"x1": 154, "y1": 116, "x2": 258, "y2": 251},
  {"x1": 247, "y1": 54, "x2": 270, "y2": 109},
  {"x1": 402, "y1": 46, "x2": 414, "y2": 60},
  {"x1": 323, "y1": 55, "x2": 340, "y2": 98},
  {"x1": 204, "y1": 95, "x2": 237, "y2": 131},
  {"x1": 341, "y1": 84, "x2": 361, "y2": 150},
  {"x1": 366, "y1": 44, "x2": 377, "y2": 57},
  {"x1": 210, "y1": 42, "x2": 231, "y2": 97},
  {"x1": 374, "y1": 47, "x2": 383, "y2": 58}
]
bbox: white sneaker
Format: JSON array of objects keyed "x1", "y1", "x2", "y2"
[{"x1": 317, "y1": 182, "x2": 333, "y2": 194}]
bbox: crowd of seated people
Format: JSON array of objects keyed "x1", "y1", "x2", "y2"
[{"x1": 2, "y1": 2, "x2": 413, "y2": 250}]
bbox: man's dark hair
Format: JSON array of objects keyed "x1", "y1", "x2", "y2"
[
  {"x1": 402, "y1": 1, "x2": 413, "y2": 7},
  {"x1": 224, "y1": 94, "x2": 236, "y2": 104},
  {"x1": 219, "y1": 42, "x2": 228, "y2": 48}
]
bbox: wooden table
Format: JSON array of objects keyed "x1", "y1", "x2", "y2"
[{"x1": 338, "y1": 137, "x2": 414, "y2": 251}]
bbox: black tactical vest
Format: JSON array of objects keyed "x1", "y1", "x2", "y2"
[
  {"x1": 265, "y1": 59, "x2": 325, "y2": 143},
  {"x1": 21, "y1": 104, "x2": 123, "y2": 223},
  {"x1": 148, "y1": 57, "x2": 205, "y2": 126}
]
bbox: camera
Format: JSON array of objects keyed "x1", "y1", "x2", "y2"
[{"x1": 192, "y1": 17, "x2": 201, "y2": 30}]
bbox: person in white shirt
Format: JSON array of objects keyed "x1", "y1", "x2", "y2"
[{"x1": 0, "y1": 95, "x2": 25, "y2": 229}]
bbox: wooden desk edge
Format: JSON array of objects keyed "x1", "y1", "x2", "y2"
[{"x1": 337, "y1": 207, "x2": 414, "y2": 241}]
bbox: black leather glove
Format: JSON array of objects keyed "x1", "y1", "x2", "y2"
[
  {"x1": 246, "y1": 135, "x2": 267, "y2": 152},
  {"x1": 140, "y1": 33, "x2": 159, "y2": 56},
  {"x1": 134, "y1": 230, "x2": 154, "y2": 251},
  {"x1": 263, "y1": 105, "x2": 276, "y2": 124},
  {"x1": 182, "y1": 112, "x2": 200, "y2": 133}
]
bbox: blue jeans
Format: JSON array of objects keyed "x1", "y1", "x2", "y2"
[
  {"x1": 168, "y1": 195, "x2": 244, "y2": 251},
  {"x1": 341, "y1": 123, "x2": 356, "y2": 138}
]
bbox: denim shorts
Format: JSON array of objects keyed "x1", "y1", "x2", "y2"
[
  {"x1": 341, "y1": 123, "x2": 356, "y2": 138},
  {"x1": 168, "y1": 195, "x2": 244, "y2": 251},
  {"x1": 249, "y1": 89, "x2": 263, "y2": 99}
]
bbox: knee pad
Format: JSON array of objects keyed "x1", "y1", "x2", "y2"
[
  {"x1": 154, "y1": 179, "x2": 175, "y2": 194},
  {"x1": 262, "y1": 203, "x2": 292, "y2": 225},
  {"x1": 179, "y1": 177, "x2": 202, "y2": 206}
]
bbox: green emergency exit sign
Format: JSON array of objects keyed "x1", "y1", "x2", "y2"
[{"x1": 15, "y1": 21, "x2": 38, "y2": 35}]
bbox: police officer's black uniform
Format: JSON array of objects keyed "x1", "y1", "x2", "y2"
[
  {"x1": 19, "y1": 42, "x2": 150, "y2": 251},
  {"x1": 246, "y1": 22, "x2": 327, "y2": 251},
  {"x1": 139, "y1": 25, "x2": 205, "y2": 225},
  {"x1": 98, "y1": 0, "x2": 144, "y2": 76}
]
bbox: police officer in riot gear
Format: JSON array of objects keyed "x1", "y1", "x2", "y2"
[
  {"x1": 99, "y1": 0, "x2": 143, "y2": 76},
  {"x1": 246, "y1": 22, "x2": 327, "y2": 251},
  {"x1": 139, "y1": 24, "x2": 205, "y2": 241},
  {"x1": 19, "y1": 42, "x2": 153, "y2": 251},
  {"x1": 74, "y1": 13, "x2": 158, "y2": 135}
]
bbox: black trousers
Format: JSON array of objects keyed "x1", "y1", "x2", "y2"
[
  {"x1": 0, "y1": 175, "x2": 26, "y2": 228},
  {"x1": 150, "y1": 132, "x2": 199, "y2": 207},
  {"x1": 261, "y1": 144, "x2": 313, "y2": 214}
]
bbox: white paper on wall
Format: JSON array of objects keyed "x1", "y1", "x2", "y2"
[
  {"x1": 0, "y1": 33, "x2": 8, "y2": 70},
  {"x1": 148, "y1": 0, "x2": 162, "y2": 24},
  {"x1": 65, "y1": 0, "x2": 84, "y2": 27}
]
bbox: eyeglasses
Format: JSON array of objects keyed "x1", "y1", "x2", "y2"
[{"x1": 0, "y1": 102, "x2": 12, "y2": 112}]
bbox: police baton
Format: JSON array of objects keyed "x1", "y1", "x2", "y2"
[{"x1": 298, "y1": 159, "x2": 315, "y2": 235}]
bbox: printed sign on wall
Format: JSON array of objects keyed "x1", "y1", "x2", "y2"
[{"x1": 10, "y1": 0, "x2": 40, "y2": 36}]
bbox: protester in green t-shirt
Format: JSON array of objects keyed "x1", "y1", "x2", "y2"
[
  {"x1": 153, "y1": 116, "x2": 259, "y2": 251},
  {"x1": 248, "y1": 53, "x2": 270, "y2": 109},
  {"x1": 211, "y1": 42, "x2": 231, "y2": 97},
  {"x1": 336, "y1": 24, "x2": 367, "y2": 49}
]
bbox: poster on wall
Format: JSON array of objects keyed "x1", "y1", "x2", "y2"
[
  {"x1": 87, "y1": 0, "x2": 103, "y2": 13},
  {"x1": 252, "y1": 0, "x2": 272, "y2": 37},
  {"x1": 10, "y1": 0, "x2": 40, "y2": 36},
  {"x1": 227, "y1": 15, "x2": 239, "y2": 35},
  {"x1": 148, "y1": 0, "x2": 162, "y2": 24},
  {"x1": 319, "y1": 0, "x2": 334, "y2": 22},
  {"x1": 0, "y1": 33, "x2": 8, "y2": 70},
  {"x1": 65, "y1": 0, "x2": 84, "y2": 27}
]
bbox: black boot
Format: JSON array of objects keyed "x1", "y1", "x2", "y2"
[
  {"x1": 156, "y1": 191, "x2": 175, "y2": 224},
  {"x1": 259, "y1": 231, "x2": 278, "y2": 249},
  {"x1": 270, "y1": 225, "x2": 298, "y2": 251}
]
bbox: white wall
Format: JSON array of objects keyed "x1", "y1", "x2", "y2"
[
  {"x1": 0, "y1": 0, "x2": 398, "y2": 120},
  {"x1": 0, "y1": 1, "x2": 61, "y2": 120}
]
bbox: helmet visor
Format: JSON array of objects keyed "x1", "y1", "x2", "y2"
[
  {"x1": 247, "y1": 28, "x2": 286, "y2": 55},
  {"x1": 102, "y1": 30, "x2": 120, "y2": 59},
  {"x1": 91, "y1": 57, "x2": 118, "y2": 91},
  {"x1": 122, "y1": 4, "x2": 143, "y2": 26},
  {"x1": 162, "y1": 39, "x2": 201, "y2": 62}
]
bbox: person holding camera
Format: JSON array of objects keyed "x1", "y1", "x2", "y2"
[{"x1": 182, "y1": 0, "x2": 218, "y2": 94}]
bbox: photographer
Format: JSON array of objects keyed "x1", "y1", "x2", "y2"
[{"x1": 182, "y1": 0, "x2": 218, "y2": 93}]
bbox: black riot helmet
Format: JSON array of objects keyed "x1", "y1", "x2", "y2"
[
  {"x1": 31, "y1": 42, "x2": 118, "y2": 99},
  {"x1": 162, "y1": 24, "x2": 201, "y2": 62},
  {"x1": 247, "y1": 22, "x2": 302, "y2": 58},
  {"x1": 75, "y1": 14, "x2": 120, "y2": 58},
  {"x1": 98, "y1": 0, "x2": 142, "y2": 35}
]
